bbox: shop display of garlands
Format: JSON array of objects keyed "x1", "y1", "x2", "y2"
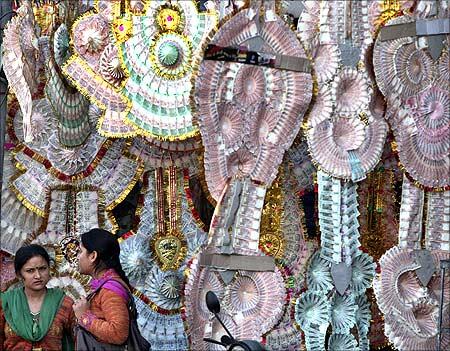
[{"x1": 1, "y1": 0, "x2": 448, "y2": 350}]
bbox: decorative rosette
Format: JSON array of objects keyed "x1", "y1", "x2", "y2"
[
  {"x1": 307, "y1": 84, "x2": 334, "y2": 127},
  {"x1": 142, "y1": 266, "x2": 184, "y2": 311},
  {"x1": 119, "y1": 234, "x2": 153, "y2": 288},
  {"x1": 373, "y1": 16, "x2": 437, "y2": 102},
  {"x1": 72, "y1": 15, "x2": 109, "y2": 68},
  {"x1": 306, "y1": 251, "x2": 333, "y2": 293},
  {"x1": 373, "y1": 247, "x2": 428, "y2": 325},
  {"x1": 120, "y1": 1, "x2": 218, "y2": 140},
  {"x1": 308, "y1": 116, "x2": 387, "y2": 181},
  {"x1": 295, "y1": 291, "x2": 331, "y2": 332},
  {"x1": 328, "y1": 333, "x2": 358, "y2": 351},
  {"x1": 388, "y1": 85, "x2": 450, "y2": 189},
  {"x1": 330, "y1": 293, "x2": 356, "y2": 334},
  {"x1": 99, "y1": 44, "x2": 126, "y2": 87},
  {"x1": 227, "y1": 270, "x2": 286, "y2": 335},
  {"x1": 297, "y1": 0, "x2": 321, "y2": 49},
  {"x1": 333, "y1": 68, "x2": 371, "y2": 115},
  {"x1": 310, "y1": 44, "x2": 340, "y2": 84},
  {"x1": 350, "y1": 252, "x2": 376, "y2": 296}
]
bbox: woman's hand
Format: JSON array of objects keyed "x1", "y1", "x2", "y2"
[{"x1": 72, "y1": 297, "x2": 90, "y2": 319}]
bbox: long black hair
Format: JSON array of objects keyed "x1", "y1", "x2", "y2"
[
  {"x1": 80, "y1": 228, "x2": 131, "y2": 289},
  {"x1": 14, "y1": 244, "x2": 51, "y2": 274}
]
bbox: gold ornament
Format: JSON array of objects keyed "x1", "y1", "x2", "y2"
[{"x1": 151, "y1": 230, "x2": 187, "y2": 271}]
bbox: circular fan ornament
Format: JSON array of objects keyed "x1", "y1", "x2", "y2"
[
  {"x1": 333, "y1": 68, "x2": 371, "y2": 115},
  {"x1": 373, "y1": 16, "x2": 436, "y2": 103},
  {"x1": 295, "y1": 291, "x2": 331, "y2": 332},
  {"x1": 310, "y1": 43, "x2": 340, "y2": 85},
  {"x1": 73, "y1": 14, "x2": 109, "y2": 63},
  {"x1": 99, "y1": 44, "x2": 126, "y2": 87},
  {"x1": 327, "y1": 333, "x2": 358, "y2": 351},
  {"x1": 307, "y1": 84, "x2": 334, "y2": 128},
  {"x1": 149, "y1": 32, "x2": 192, "y2": 81},
  {"x1": 46, "y1": 276, "x2": 89, "y2": 300},
  {"x1": 350, "y1": 252, "x2": 376, "y2": 296},
  {"x1": 373, "y1": 246, "x2": 428, "y2": 317},
  {"x1": 306, "y1": 251, "x2": 333, "y2": 293},
  {"x1": 143, "y1": 266, "x2": 184, "y2": 311},
  {"x1": 355, "y1": 293, "x2": 371, "y2": 350},
  {"x1": 119, "y1": 234, "x2": 153, "y2": 287},
  {"x1": 330, "y1": 293, "x2": 357, "y2": 334},
  {"x1": 390, "y1": 85, "x2": 450, "y2": 189}
]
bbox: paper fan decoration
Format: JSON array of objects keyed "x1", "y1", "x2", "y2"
[
  {"x1": 350, "y1": 252, "x2": 376, "y2": 295},
  {"x1": 142, "y1": 266, "x2": 184, "y2": 311},
  {"x1": 333, "y1": 68, "x2": 371, "y2": 115},
  {"x1": 297, "y1": 0, "x2": 321, "y2": 48},
  {"x1": 310, "y1": 44, "x2": 340, "y2": 84},
  {"x1": 384, "y1": 300, "x2": 449, "y2": 351},
  {"x1": 306, "y1": 251, "x2": 333, "y2": 293},
  {"x1": 328, "y1": 333, "x2": 358, "y2": 351},
  {"x1": 330, "y1": 293, "x2": 356, "y2": 334},
  {"x1": 46, "y1": 132, "x2": 105, "y2": 175},
  {"x1": 2, "y1": 1, "x2": 42, "y2": 142},
  {"x1": 227, "y1": 270, "x2": 286, "y2": 335},
  {"x1": 134, "y1": 297, "x2": 188, "y2": 350},
  {"x1": 195, "y1": 6, "x2": 312, "y2": 200},
  {"x1": 373, "y1": 15, "x2": 438, "y2": 103},
  {"x1": 295, "y1": 291, "x2": 331, "y2": 332},
  {"x1": 307, "y1": 84, "x2": 334, "y2": 128},
  {"x1": 1, "y1": 150, "x2": 42, "y2": 254},
  {"x1": 355, "y1": 293, "x2": 372, "y2": 349},
  {"x1": 308, "y1": 116, "x2": 387, "y2": 181},
  {"x1": 99, "y1": 43, "x2": 126, "y2": 87},
  {"x1": 391, "y1": 85, "x2": 450, "y2": 189},
  {"x1": 119, "y1": 234, "x2": 153, "y2": 288},
  {"x1": 374, "y1": 246, "x2": 428, "y2": 327},
  {"x1": 13, "y1": 98, "x2": 57, "y2": 152},
  {"x1": 53, "y1": 23, "x2": 71, "y2": 68}
]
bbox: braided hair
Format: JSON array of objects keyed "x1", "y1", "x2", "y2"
[{"x1": 80, "y1": 228, "x2": 131, "y2": 289}]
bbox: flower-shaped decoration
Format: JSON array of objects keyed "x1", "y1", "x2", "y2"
[
  {"x1": 119, "y1": 234, "x2": 153, "y2": 287},
  {"x1": 389, "y1": 85, "x2": 450, "y2": 188},
  {"x1": 99, "y1": 44, "x2": 126, "y2": 87},
  {"x1": 328, "y1": 333, "x2": 358, "y2": 351},
  {"x1": 143, "y1": 266, "x2": 184, "y2": 311},
  {"x1": 330, "y1": 293, "x2": 357, "y2": 334},
  {"x1": 350, "y1": 252, "x2": 376, "y2": 295},
  {"x1": 306, "y1": 251, "x2": 333, "y2": 293},
  {"x1": 295, "y1": 291, "x2": 331, "y2": 332},
  {"x1": 73, "y1": 15, "x2": 109, "y2": 66}
]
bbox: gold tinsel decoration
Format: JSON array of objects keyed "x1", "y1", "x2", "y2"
[{"x1": 259, "y1": 167, "x2": 285, "y2": 259}]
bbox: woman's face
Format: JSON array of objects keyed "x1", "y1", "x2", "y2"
[
  {"x1": 78, "y1": 243, "x2": 95, "y2": 275},
  {"x1": 19, "y1": 255, "x2": 50, "y2": 292}
]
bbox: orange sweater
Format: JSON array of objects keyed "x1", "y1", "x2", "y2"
[
  {"x1": 0, "y1": 295, "x2": 75, "y2": 351},
  {"x1": 78, "y1": 273, "x2": 129, "y2": 345}
]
